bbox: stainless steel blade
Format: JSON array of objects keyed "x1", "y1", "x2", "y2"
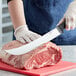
[{"x1": 5, "y1": 28, "x2": 61, "y2": 55}]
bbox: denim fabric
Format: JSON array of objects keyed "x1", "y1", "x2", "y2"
[{"x1": 13, "y1": 0, "x2": 76, "y2": 45}]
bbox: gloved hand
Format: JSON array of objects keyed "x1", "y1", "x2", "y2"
[
  {"x1": 64, "y1": 1, "x2": 76, "y2": 30},
  {"x1": 58, "y1": 1, "x2": 76, "y2": 30},
  {"x1": 14, "y1": 25, "x2": 41, "y2": 43}
]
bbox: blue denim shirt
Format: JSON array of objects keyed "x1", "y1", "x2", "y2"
[{"x1": 14, "y1": 0, "x2": 76, "y2": 45}]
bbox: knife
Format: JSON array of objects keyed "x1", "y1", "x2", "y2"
[{"x1": 5, "y1": 21, "x2": 65, "y2": 55}]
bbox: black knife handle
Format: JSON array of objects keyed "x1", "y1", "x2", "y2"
[{"x1": 57, "y1": 21, "x2": 66, "y2": 33}]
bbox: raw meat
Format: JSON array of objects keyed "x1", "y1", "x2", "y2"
[{"x1": 0, "y1": 40, "x2": 62, "y2": 70}]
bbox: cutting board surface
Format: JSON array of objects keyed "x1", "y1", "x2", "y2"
[{"x1": 0, "y1": 61, "x2": 76, "y2": 76}]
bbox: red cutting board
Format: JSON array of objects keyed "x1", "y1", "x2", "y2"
[{"x1": 0, "y1": 61, "x2": 76, "y2": 76}]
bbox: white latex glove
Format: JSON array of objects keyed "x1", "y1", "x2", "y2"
[
  {"x1": 14, "y1": 25, "x2": 41, "y2": 43},
  {"x1": 58, "y1": 1, "x2": 76, "y2": 30},
  {"x1": 64, "y1": 1, "x2": 76, "y2": 30}
]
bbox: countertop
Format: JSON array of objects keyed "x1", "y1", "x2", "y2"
[{"x1": 0, "y1": 45, "x2": 76, "y2": 76}]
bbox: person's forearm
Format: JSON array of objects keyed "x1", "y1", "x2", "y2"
[{"x1": 8, "y1": 0, "x2": 26, "y2": 30}]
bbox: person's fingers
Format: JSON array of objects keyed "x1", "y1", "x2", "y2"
[
  {"x1": 66, "y1": 17, "x2": 71, "y2": 30},
  {"x1": 34, "y1": 34, "x2": 41, "y2": 39},
  {"x1": 72, "y1": 23, "x2": 76, "y2": 30},
  {"x1": 33, "y1": 32, "x2": 41, "y2": 38},
  {"x1": 17, "y1": 37, "x2": 26, "y2": 43},
  {"x1": 29, "y1": 34, "x2": 37, "y2": 40},
  {"x1": 28, "y1": 31, "x2": 41, "y2": 40},
  {"x1": 26, "y1": 32, "x2": 36, "y2": 40},
  {"x1": 23, "y1": 35, "x2": 32, "y2": 43},
  {"x1": 30, "y1": 33, "x2": 41, "y2": 40},
  {"x1": 68, "y1": 16, "x2": 76, "y2": 30},
  {"x1": 74, "y1": 16, "x2": 76, "y2": 29},
  {"x1": 70, "y1": 17, "x2": 73, "y2": 29},
  {"x1": 72, "y1": 16, "x2": 76, "y2": 29},
  {"x1": 65, "y1": 17, "x2": 68, "y2": 30}
]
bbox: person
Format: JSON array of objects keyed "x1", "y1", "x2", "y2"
[{"x1": 7, "y1": 0, "x2": 76, "y2": 45}]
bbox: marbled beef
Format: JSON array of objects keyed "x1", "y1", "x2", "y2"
[{"x1": 0, "y1": 40, "x2": 62, "y2": 70}]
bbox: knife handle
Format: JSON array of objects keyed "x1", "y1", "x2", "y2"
[{"x1": 57, "y1": 21, "x2": 66, "y2": 33}]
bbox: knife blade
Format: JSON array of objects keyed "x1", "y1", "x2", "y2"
[{"x1": 5, "y1": 21, "x2": 65, "y2": 55}]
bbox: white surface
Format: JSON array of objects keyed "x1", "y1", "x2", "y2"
[
  {"x1": 0, "y1": 46, "x2": 76, "y2": 76},
  {"x1": 51, "y1": 69, "x2": 76, "y2": 76}
]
